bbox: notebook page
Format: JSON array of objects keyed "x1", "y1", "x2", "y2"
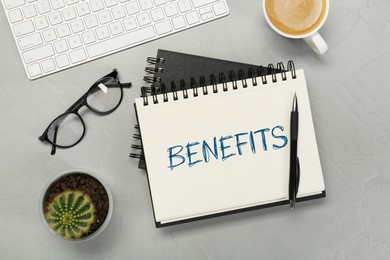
[{"x1": 135, "y1": 70, "x2": 324, "y2": 223}]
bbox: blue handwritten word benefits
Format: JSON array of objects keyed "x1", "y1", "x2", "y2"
[{"x1": 167, "y1": 125, "x2": 288, "y2": 171}]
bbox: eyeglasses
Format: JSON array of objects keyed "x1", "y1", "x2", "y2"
[{"x1": 39, "y1": 69, "x2": 131, "y2": 155}]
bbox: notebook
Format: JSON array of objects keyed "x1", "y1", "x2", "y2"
[
  {"x1": 131, "y1": 49, "x2": 280, "y2": 169},
  {"x1": 134, "y1": 61, "x2": 326, "y2": 227}
]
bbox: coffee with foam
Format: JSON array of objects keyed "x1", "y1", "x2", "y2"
[{"x1": 265, "y1": 0, "x2": 327, "y2": 36}]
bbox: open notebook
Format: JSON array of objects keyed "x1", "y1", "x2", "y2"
[{"x1": 134, "y1": 64, "x2": 325, "y2": 227}]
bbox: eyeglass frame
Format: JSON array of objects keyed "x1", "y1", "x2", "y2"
[{"x1": 39, "y1": 69, "x2": 131, "y2": 155}]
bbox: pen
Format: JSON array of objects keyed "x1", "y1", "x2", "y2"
[{"x1": 289, "y1": 93, "x2": 300, "y2": 209}]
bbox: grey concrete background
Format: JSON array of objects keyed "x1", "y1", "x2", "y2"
[{"x1": 1, "y1": 0, "x2": 390, "y2": 259}]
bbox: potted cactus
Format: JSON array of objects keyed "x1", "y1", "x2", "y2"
[{"x1": 40, "y1": 169, "x2": 113, "y2": 241}]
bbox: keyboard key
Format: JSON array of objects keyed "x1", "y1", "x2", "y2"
[
  {"x1": 41, "y1": 58, "x2": 56, "y2": 72},
  {"x1": 153, "y1": 0, "x2": 167, "y2": 6},
  {"x1": 26, "y1": 63, "x2": 42, "y2": 77},
  {"x1": 17, "y1": 32, "x2": 43, "y2": 50},
  {"x1": 95, "y1": 26, "x2": 110, "y2": 39},
  {"x1": 62, "y1": 6, "x2": 77, "y2": 21},
  {"x1": 36, "y1": 0, "x2": 51, "y2": 14},
  {"x1": 55, "y1": 54, "x2": 70, "y2": 68},
  {"x1": 34, "y1": 16, "x2": 49, "y2": 30},
  {"x1": 76, "y1": 2, "x2": 91, "y2": 16},
  {"x1": 112, "y1": 5, "x2": 126, "y2": 20},
  {"x1": 8, "y1": 9, "x2": 24, "y2": 23},
  {"x1": 42, "y1": 28, "x2": 57, "y2": 42},
  {"x1": 185, "y1": 10, "x2": 199, "y2": 25},
  {"x1": 199, "y1": 6, "x2": 211, "y2": 14},
  {"x1": 125, "y1": 1, "x2": 140, "y2": 15},
  {"x1": 56, "y1": 24, "x2": 71, "y2": 37},
  {"x1": 27, "y1": 0, "x2": 38, "y2": 3},
  {"x1": 212, "y1": 1, "x2": 227, "y2": 16},
  {"x1": 155, "y1": 20, "x2": 172, "y2": 35},
  {"x1": 201, "y1": 11, "x2": 214, "y2": 20},
  {"x1": 86, "y1": 26, "x2": 155, "y2": 58},
  {"x1": 3, "y1": 0, "x2": 26, "y2": 10},
  {"x1": 84, "y1": 15, "x2": 99, "y2": 29},
  {"x1": 48, "y1": 11, "x2": 63, "y2": 25},
  {"x1": 90, "y1": 0, "x2": 105, "y2": 12},
  {"x1": 137, "y1": 12, "x2": 151, "y2": 26},
  {"x1": 191, "y1": 0, "x2": 217, "y2": 8},
  {"x1": 22, "y1": 4, "x2": 37, "y2": 18},
  {"x1": 70, "y1": 19, "x2": 85, "y2": 33},
  {"x1": 81, "y1": 30, "x2": 97, "y2": 44},
  {"x1": 104, "y1": 0, "x2": 118, "y2": 7},
  {"x1": 69, "y1": 48, "x2": 87, "y2": 63},
  {"x1": 66, "y1": 0, "x2": 79, "y2": 4},
  {"x1": 164, "y1": 3, "x2": 178, "y2": 17},
  {"x1": 177, "y1": 0, "x2": 191, "y2": 12},
  {"x1": 50, "y1": 0, "x2": 65, "y2": 10},
  {"x1": 68, "y1": 35, "x2": 82, "y2": 48},
  {"x1": 150, "y1": 8, "x2": 164, "y2": 22},
  {"x1": 54, "y1": 39, "x2": 69, "y2": 53},
  {"x1": 22, "y1": 44, "x2": 54, "y2": 63},
  {"x1": 139, "y1": 0, "x2": 153, "y2": 11},
  {"x1": 13, "y1": 20, "x2": 35, "y2": 37},
  {"x1": 172, "y1": 15, "x2": 186, "y2": 29},
  {"x1": 123, "y1": 17, "x2": 137, "y2": 30},
  {"x1": 109, "y1": 21, "x2": 124, "y2": 35},
  {"x1": 98, "y1": 10, "x2": 113, "y2": 24}
]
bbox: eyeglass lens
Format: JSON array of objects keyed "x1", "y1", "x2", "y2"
[
  {"x1": 47, "y1": 113, "x2": 84, "y2": 147},
  {"x1": 86, "y1": 77, "x2": 122, "y2": 113}
]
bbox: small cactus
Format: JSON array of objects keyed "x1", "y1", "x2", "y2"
[{"x1": 45, "y1": 190, "x2": 95, "y2": 240}]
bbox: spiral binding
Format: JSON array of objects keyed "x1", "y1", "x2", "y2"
[
  {"x1": 190, "y1": 78, "x2": 198, "y2": 97},
  {"x1": 210, "y1": 74, "x2": 218, "y2": 93},
  {"x1": 129, "y1": 125, "x2": 145, "y2": 160},
  {"x1": 229, "y1": 71, "x2": 237, "y2": 90},
  {"x1": 146, "y1": 57, "x2": 165, "y2": 64},
  {"x1": 248, "y1": 68, "x2": 257, "y2": 86},
  {"x1": 141, "y1": 59, "x2": 297, "y2": 106},
  {"x1": 238, "y1": 69, "x2": 247, "y2": 88},
  {"x1": 268, "y1": 63, "x2": 277, "y2": 83},
  {"x1": 277, "y1": 62, "x2": 287, "y2": 81},
  {"x1": 145, "y1": 67, "x2": 164, "y2": 73}
]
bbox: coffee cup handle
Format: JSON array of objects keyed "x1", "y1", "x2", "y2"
[{"x1": 303, "y1": 32, "x2": 328, "y2": 55}]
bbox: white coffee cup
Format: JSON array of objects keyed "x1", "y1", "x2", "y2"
[{"x1": 263, "y1": 0, "x2": 329, "y2": 55}]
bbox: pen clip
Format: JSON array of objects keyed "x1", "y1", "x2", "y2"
[{"x1": 295, "y1": 157, "x2": 300, "y2": 197}]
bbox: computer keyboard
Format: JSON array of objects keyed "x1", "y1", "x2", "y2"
[{"x1": 1, "y1": 0, "x2": 229, "y2": 79}]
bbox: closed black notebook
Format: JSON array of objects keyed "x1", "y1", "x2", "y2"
[{"x1": 131, "y1": 49, "x2": 280, "y2": 168}]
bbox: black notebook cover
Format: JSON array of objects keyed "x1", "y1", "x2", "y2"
[
  {"x1": 131, "y1": 49, "x2": 280, "y2": 168},
  {"x1": 144, "y1": 49, "x2": 279, "y2": 91}
]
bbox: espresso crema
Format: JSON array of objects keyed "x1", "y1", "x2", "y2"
[{"x1": 265, "y1": 0, "x2": 326, "y2": 36}]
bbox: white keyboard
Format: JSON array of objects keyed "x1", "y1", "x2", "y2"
[{"x1": 1, "y1": 0, "x2": 229, "y2": 79}]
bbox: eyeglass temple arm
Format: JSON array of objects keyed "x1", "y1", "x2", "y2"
[
  {"x1": 86, "y1": 82, "x2": 132, "y2": 97},
  {"x1": 122, "y1": 82, "x2": 132, "y2": 88},
  {"x1": 63, "y1": 70, "x2": 123, "y2": 113},
  {"x1": 50, "y1": 125, "x2": 59, "y2": 155}
]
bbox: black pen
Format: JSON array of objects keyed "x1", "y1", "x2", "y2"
[{"x1": 289, "y1": 93, "x2": 300, "y2": 209}]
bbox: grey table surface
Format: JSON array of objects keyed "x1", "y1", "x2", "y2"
[{"x1": 1, "y1": 0, "x2": 390, "y2": 259}]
